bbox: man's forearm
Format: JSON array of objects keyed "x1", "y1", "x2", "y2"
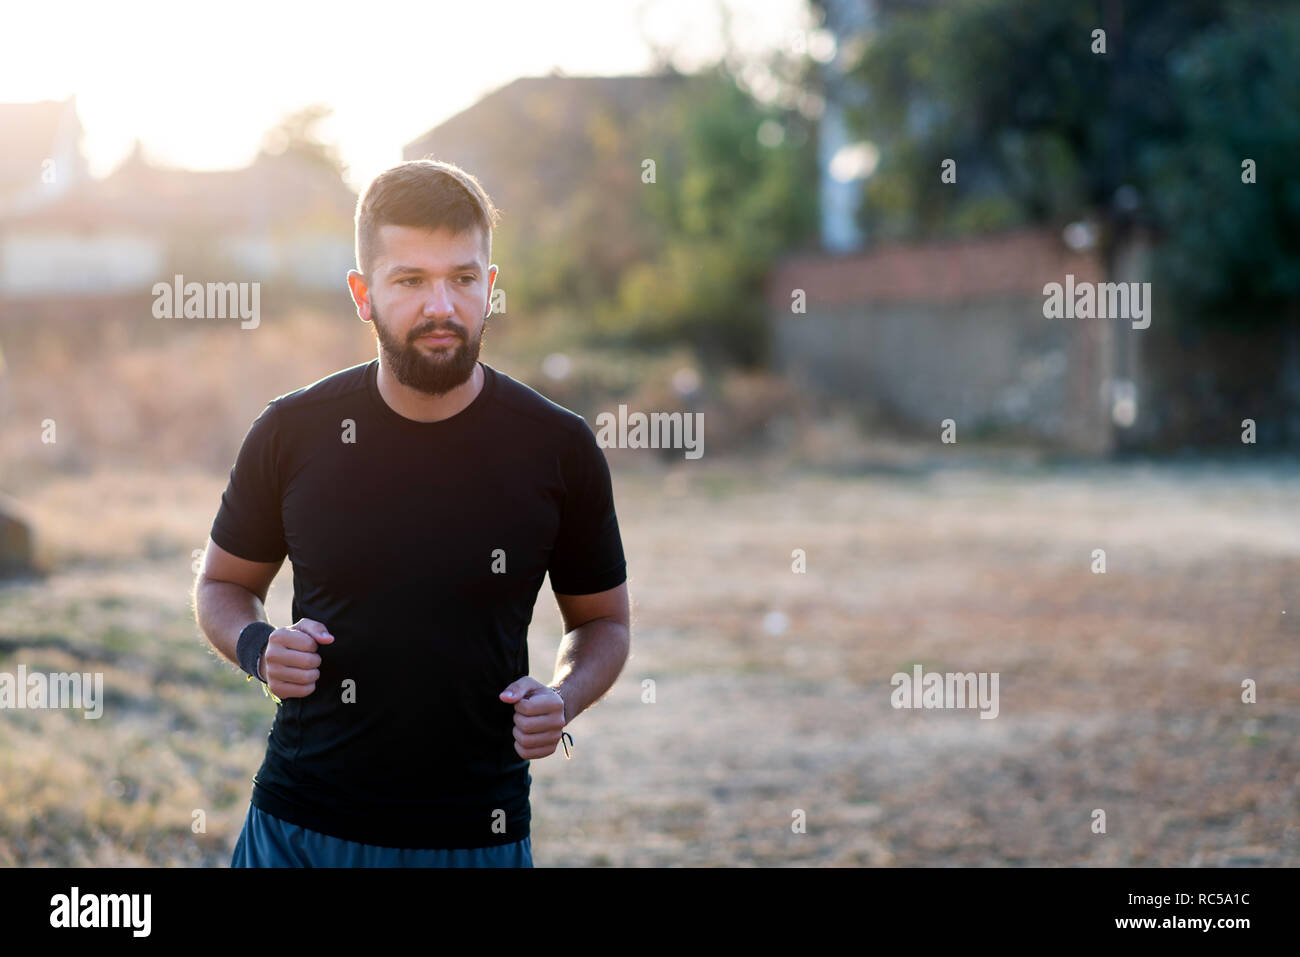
[
  {"x1": 194, "y1": 578, "x2": 269, "y2": 670},
  {"x1": 549, "y1": 618, "x2": 629, "y2": 725}
]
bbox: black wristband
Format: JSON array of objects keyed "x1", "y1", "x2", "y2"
[{"x1": 237, "y1": 621, "x2": 275, "y2": 682}]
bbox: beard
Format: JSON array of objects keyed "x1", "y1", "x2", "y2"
[{"x1": 371, "y1": 301, "x2": 485, "y2": 397}]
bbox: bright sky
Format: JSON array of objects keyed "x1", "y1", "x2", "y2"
[{"x1": 0, "y1": 0, "x2": 815, "y2": 191}]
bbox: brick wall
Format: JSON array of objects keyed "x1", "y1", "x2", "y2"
[{"x1": 765, "y1": 229, "x2": 1115, "y2": 454}]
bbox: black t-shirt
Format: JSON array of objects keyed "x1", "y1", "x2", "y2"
[{"x1": 209, "y1": 358, "x2": 627, "y2": 849}]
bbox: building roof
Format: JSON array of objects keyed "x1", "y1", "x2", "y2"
[
  {"x1": 6, "y1": 143, "x2": 357, "y2": 233},
  {"x1": 403, "y1": 72, "x2": 692, "y2": 217}
]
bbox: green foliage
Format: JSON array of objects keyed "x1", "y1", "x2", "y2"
[
  {"x1": 604, "y1": 236, "x2": 764, "y2": 365},
  {"x1": 490, "y1": 86, "x2": 686, "y2": 329},
  {"x1": 605, "y1": 66, "x2": 819, "y2": 366},
  {"x1": 844, "y1": 0, "x2": 1298, "y2": 326},
  {"x1": 1139, "y1": 6, "x2": 1300, "y2": 323},
  {"x1": 488, "y1": 66, "x2": 816, "y2": 368}
]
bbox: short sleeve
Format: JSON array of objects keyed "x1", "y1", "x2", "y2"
[
  {"x1": 209, "y1": 400, "x2": 288, "y2": 563},
  {"x1": 547, "y1": 419, "x2": 627, "y2": 595}
]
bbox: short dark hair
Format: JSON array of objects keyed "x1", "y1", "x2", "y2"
[{"x1": 354, "y1": 159, "x2": 501, "y2": 277}]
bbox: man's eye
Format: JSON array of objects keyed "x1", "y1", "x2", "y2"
[
  {"x1": 402, "y1": 277, "x2": 421, "y2": 286},
  {"x1": 459, "y1": 275, "x2": 475, "y2": 284}
]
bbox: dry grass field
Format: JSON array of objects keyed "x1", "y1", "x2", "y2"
[{"x1": 1, "y1": 453, "x2": 1296, "y2": 866}]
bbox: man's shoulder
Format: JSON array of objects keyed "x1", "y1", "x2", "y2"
[
  {"x1": 267, "y1": 360, "x2": 372, "y2": 418},
  {"x1": 486, "y1": 364, "x2": 592, "y2": 439}
]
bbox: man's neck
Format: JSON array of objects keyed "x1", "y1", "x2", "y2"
[{"x1": 376, "y1": 358, "x2": 484, "y2": 423}]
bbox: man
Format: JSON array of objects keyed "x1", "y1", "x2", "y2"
[{"x1": 194, "y1": 159, "x2": 631, "y2": 867}]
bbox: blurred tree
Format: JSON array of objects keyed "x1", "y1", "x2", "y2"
[
  {"x1": 260, "y1": 103, "x2": 348, "y2": 177},
  {"x1": 1139, "y1": 7, "x2": 1300, "y2": 326},
  {"x1": 488, "y1": 84, "x2": 685, "y2": 325},
  {"x1": 606, "y1": 62, "x2": 820, "y2": 367},
  {"x1": 488, "y1": 1, "x2": 820, "y2": 369},
  {"x1": 838, "y1": 0, "x2": 1298, "y2": 327}
]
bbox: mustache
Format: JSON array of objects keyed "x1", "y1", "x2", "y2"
[{"x1": 410, "y1": 324, "x2": 465, "y2": 340}]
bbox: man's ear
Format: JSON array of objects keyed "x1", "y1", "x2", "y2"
[{"x1": 347, "y1": 269, "x2": 372, "y2": 321}]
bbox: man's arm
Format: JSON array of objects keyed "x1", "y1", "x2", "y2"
[
  {"x1": 548, "y1": 582, "x2": 630, "y2": 725},
  {"x1": 193, "y1": 537, "x2": 284, "y2": 676}
]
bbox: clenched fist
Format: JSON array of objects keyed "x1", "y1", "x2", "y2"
[
  {"x1": 499, "y1": 677, "x2": 567, "y2": 759},
  {"x1": 260, "y1": 618, "x2": 334, "y2": 700}
]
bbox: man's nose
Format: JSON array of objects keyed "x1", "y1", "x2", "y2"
[{"x1": 422, "y1": 280, "x2": 457, "y2": 316}]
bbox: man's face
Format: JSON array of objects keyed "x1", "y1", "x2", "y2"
[{"x1": 362, "y1": 224, "x2": 497, "y2": 397}]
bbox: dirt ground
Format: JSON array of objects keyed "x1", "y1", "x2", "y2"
[{"x1": 0, "y1": 455, "x2": 1296, "y2": 866}]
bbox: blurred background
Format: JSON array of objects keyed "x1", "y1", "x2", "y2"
[{"x1": 0, "y1": 0, "x2": 1296, "y2": 866}]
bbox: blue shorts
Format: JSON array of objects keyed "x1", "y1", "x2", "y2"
[{"x1": 230, "y1": 803, "x2": 533, "y2": 867}]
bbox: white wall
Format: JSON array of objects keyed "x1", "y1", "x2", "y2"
[
  {"x1": 282, "y1": 234, "x2": 356, "y2": 290},
  {"x1": 0, "y1": 233, "x2": 165, "y2": 296}
]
